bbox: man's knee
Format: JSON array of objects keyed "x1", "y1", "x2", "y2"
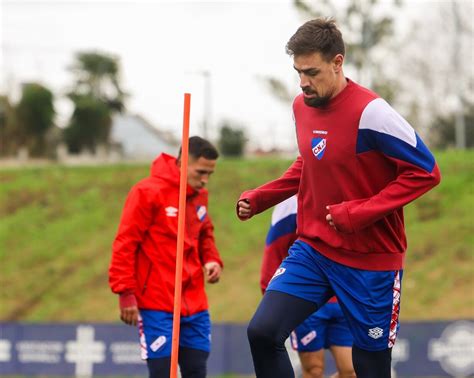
[
  {"x1": 301, "y1": 363, "x2": 324, "y2": 378},
  {"x1": 247, "y1": 316, "x2": 285, "y2": 348},
  {"x1": 247, "y1": 317, "x2": 272, "y2": 346},
  {"x1": 299, "y1": 351, "x2": 324, "y2": 378}
]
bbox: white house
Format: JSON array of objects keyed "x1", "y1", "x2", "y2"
[{"x1": 110, "y1": 114, "x2": 179, "y2": 160}]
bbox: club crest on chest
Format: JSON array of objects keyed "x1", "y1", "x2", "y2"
[{"x1": 311, "y1": 137, "x2": 327, "y2": 160}]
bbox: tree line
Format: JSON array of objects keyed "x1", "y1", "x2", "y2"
[
  {"x1": 0, "y1": 50, "x2": 247, "y2": 159},
  {"x1": 0, "y1": 51, "x2": 125, "y2": 158}
]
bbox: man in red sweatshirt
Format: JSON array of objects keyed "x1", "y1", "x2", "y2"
[
  {"x1": 109, "y1": 136, "x2": 223, "y2": 378},
  {"x1": 237, "y1": 19, "x2": 440, "y2": 378}
]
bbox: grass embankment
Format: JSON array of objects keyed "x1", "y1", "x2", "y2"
[{"x1": 0, "y1": 150, "x2": 473, "y2": 323}]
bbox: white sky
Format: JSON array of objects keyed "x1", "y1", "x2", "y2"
[
  {"x1": 1, "y1": 0, "x2": 472, "y2": 150},
  {"x1": 1, "y1": 0, "x2": 305, "y2": 150}
]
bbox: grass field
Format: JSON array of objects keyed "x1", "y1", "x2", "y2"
[{"x1": 0, "y1": 150, "x2": 473, "y2": 323}]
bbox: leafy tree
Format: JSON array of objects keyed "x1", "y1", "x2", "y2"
[
  {"x1": 15, "y1": 83, "x2": 55, "y2": 156},
  {"x1": 260, "y1": 0, "x2": 401, "y2": 113},
  {"x1": 0, "y1": 95, "x2": 20, "y2": 156},
  {"x1": 429, "y1": 101, "x2": 474, "y2": 149},
  {"x1": 294, "y1": 0, "x2": 401, "y2": 86},
  {"x1": 398, "y1": 0, "x2": 473, "y2": 148},
  {"x1": 64, "y1": 95, "x2": 111, "y2": 153},
  {"x1": 218, "y1": 123, "x2": 247, "y2": 157},
  {"x1": 68, "y1": 51, "x2": 125, "y2": 111},
  {"x1": 65, "y1": 51, "x2": 126, "y2": 152}
]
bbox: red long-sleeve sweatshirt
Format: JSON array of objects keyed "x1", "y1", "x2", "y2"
[{"x1": 239, "y1": 79, "x2": 440, "y2": 271}]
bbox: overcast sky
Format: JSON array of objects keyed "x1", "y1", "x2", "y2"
[
  {"x1": 2, "y1": 0, "x2": 305, "y2": 150},
  {"x1": 1, "y1": 0, "x2": 471, "y2": 150}
]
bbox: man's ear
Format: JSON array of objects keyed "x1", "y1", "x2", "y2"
[{"x1": 333, "y1": 54, "x2": 344, "y2": 73}]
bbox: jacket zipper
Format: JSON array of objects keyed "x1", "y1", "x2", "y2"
[
  {"x1": 141, "y1": 261, "x2": 152, "y2": 295},
  {"x1": 182, "y1": 254, "x2": 191, "y2": 316}
]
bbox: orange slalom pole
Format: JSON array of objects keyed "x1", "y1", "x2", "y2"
[{"x1": 170, "y1": 93, "x2": 191, "y2": 378}]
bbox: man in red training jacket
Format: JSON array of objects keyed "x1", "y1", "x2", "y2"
[{"x1": 109, "y1": 136, "x2": 223, "y2": 378}]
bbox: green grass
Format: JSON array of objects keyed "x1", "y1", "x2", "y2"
[{"x1": 0, "y1": 150, "x2": 473, "y2": 323}]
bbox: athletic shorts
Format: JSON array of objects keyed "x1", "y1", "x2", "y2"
[
  {"x1": 138, "y1": 310, "x2": 211, "y2": 359},
  {"x1": 290, "y1": 302, "x2": 353, "y2": 352},
  {"x1": 267, "y1": 240, "x2": 403, "y2": 351}
]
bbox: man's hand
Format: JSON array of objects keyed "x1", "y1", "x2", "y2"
[
  {"x1": 120, "y1": 306, "x2": 139, "y2": 326},
  {"x1": 204, "y1": 261, "x2": 222, "y2": 283},
  {"x1": 237, "y1": 200, "x2": 252, "y2": 219},
  {"x1": 119, "y1": 292, "x2": 138, "y2": 326},
  {"x1": 326, "y1": 206, "x2": 337, "y2": 230}
]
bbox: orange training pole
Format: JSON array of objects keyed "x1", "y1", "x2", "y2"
[{"x1": 170, "y1": 93, "x2": 191, "y2": 378}]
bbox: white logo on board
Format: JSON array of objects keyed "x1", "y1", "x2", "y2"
[
  {"x1": 428, "y1": 320, "x2": 474, "y2": 377},
  {"x1": 65, "y1": 326, "x2": 106, "y2": 378}
]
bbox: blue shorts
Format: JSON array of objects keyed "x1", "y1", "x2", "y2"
[
  {"x1": 267, "y1": 240, "x2": 402, "y2": 351},
  {"x1": 290, "y1": 302, "x2": 353, "y2": 352},
  {"x1": 138, "y1": 310, "x2": 211, "y2": 359}
]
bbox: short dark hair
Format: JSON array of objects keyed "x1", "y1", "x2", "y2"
[
  {"x1": 178, "y1": 136, "x2": 219, "y2": 161},
  {"x1": 286, "y1": 18, "x2": 345, "y2": 62}
]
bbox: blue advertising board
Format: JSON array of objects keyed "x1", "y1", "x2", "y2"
[{"x1": 0, "y1": 320, "x2": 473, "y2": 377}]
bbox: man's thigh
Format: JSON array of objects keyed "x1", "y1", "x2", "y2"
[
  {"x1": 329, "y1": 266, "x2": 403, "y2": 351},
  {"x1": 139, "y1": 310, "x2": 173, "y2": 359},
  {"x1": 266, "y1": 240, "x2": 334, "y2": 308},
  {"x1": 139, "y1": 310, "x2": 211, "y2": 359},
  {"x1": 180, "y1": 310, "x2": 211, "y2": 353},
  {"x1": 325, "y1": 303, "x2": 353, "y2": 348}
]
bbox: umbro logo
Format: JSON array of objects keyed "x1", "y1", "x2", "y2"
[
  {"x1": 165, "y1": 206, "x2": 178, "y2": 217},
  {"x1": 368, "y1": 327, "x2": 384, "y2": 339}
]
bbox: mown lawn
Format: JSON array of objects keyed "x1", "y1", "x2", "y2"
[{"x1": 0, "y1": 150, "x2": 473, "y2": 323}]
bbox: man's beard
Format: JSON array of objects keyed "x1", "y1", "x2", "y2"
[{"x1": 303, "y1": 95, "x2": 332, "y2": 108}]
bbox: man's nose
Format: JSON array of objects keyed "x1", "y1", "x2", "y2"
[{"x1": 299, "y1": 73, "x2": 309, "y2": 89}]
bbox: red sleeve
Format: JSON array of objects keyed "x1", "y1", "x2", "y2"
[
  {"x1": 199, "y1": 214, "x2": 223, "y2": 267},
  {"x1": 237, "y1": 156, "x2": 302, "y2": 220},
  {"x1": 109, "y1": 185, "x2": 155, "y2": 294},
  {"x1": 330, "y1": 161, "x2": 441, "y2": 233}
]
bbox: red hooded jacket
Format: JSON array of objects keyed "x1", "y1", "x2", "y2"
[{"x1": 109, "y1": 153, "x2": 223, "y2": 316}]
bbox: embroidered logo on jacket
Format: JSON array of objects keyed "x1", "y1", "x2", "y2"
[
  {"x1": 311, "y1": 137, "x2": 326, "y2": 160},
  {"x1": 196, "y1": 205, "x2": 207, "y2": 221},
  {"x1": 165, "y1": 206, "x2": 178, "y2": 217}
]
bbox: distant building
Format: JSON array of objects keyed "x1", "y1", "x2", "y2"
[{"x1": 110, "y1": 114, "x2": 179, "y2": 160}]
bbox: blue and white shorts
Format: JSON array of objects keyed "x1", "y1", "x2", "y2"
[
  {"x1": 290, "y1": 301, "x2": 353, "y2": 352},
  {"x1": 267, "y1": 240, "x2": 402, "y2": 351},
  {"x1": 138, "y1": 310, "x2": 211, "y2": 359}
]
